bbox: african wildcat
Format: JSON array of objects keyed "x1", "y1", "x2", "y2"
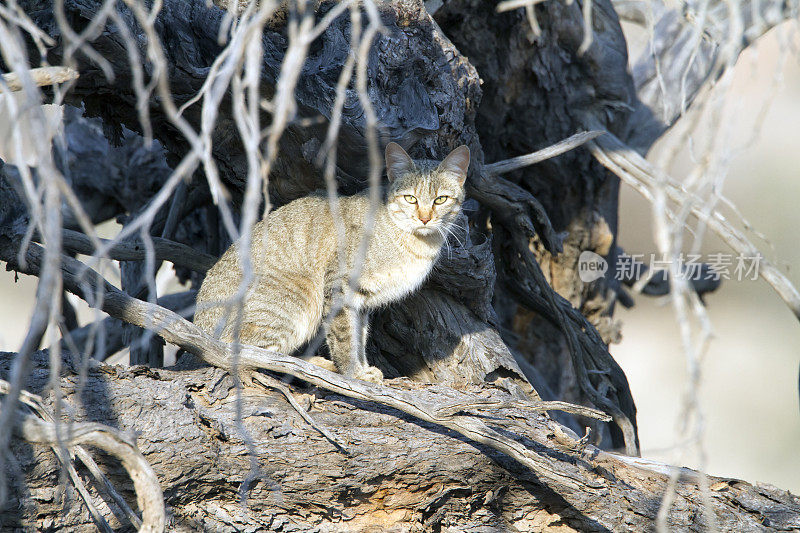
[{"x1": 193, "y1": 142, "x2": 470, "y2": 382}]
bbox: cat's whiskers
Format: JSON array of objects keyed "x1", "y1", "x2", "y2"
[
  {"x1": 439, "y1": 220, "x2": 465, "y2": 251},
  {"x1": 435, "y1": 225, "x2": 455, "y2": 260}
]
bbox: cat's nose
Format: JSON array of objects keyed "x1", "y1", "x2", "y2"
[{"x1": 418, "y1": 213, "x2": 432, "y2": 224}]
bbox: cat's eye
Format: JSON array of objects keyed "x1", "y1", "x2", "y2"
[
  {"x1": 433, "y1": 195, "x2": 449, "y2": 205},
  {"x1": 403, "y1": 195, "x2": 418, "y2": 204}
]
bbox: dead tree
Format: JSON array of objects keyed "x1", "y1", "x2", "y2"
[{"x1": 1, "y1": 0, "x2": 798, "y2": 530}]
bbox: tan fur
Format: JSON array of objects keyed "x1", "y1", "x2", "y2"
[{"x1": 194, "y1": 143, "x2": 470, "y2": 381}]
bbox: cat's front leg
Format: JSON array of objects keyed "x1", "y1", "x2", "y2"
[
  {"x1": 353, "y1": 310, "x2": 382, "y2": 383},
  {"x1": 325, "y1": 307, "x2": 354, "y2": 376},
  {"x1": 325, "y1": 306, "x2": 383, "y2": 382}
]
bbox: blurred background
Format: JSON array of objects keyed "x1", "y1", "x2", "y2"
[
  {"x1": 614, "y1": 23, "x2": 800, "y2": 492},
  {"x1": 1, "y1": 21, "x2": 798, "y2": 493}
]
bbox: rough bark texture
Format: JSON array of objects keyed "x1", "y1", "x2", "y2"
[
  {"x1": 1, "y1": 0, "x2": 792, "y2": 529},
  {"x1": 3, "y1": 351, "x2": 799, "y2": 532}
]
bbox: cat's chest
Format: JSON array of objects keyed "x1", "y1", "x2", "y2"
[{"x1": 357, "y1": 255, "x2": 435, "y2": 308}]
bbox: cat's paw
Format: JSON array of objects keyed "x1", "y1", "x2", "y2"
[{"x1": 354, "y1": 365, "x2": 384, "y2": 383}]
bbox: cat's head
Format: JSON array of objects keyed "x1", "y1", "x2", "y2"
[{"x1": 384, "y1": 142, "x2": 470, "y2": 237}]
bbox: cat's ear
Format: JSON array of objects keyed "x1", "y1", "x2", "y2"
[
  {"x1": 385, "y1": 142, "x2": 414, "y2": 183},
  {"x1": 439, "y1": 145, "x2": 470, "y2": 186}
]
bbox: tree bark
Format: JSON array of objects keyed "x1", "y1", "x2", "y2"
[{"x1": 2, "y1": 350, "x2": 799, "y2": 532}]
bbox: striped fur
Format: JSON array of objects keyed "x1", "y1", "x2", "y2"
[{"x1": 194, "y1": 143, "x2": 469, "y2": 381}]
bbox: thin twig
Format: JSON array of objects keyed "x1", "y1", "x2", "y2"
[
  {"x1": 72, "y1": 446, "x2": 143, "y2": 529},
  {"x1": 589, "y1": 129, "x2": 800, "y2": 322},
  {"x1": 435, "y1": 399, "x2": 612, "y2": 421},
  {"x1": 250, "y1": 373, "x2": 351, "y2": 454},
  {"x1": 496, "y1": 0, "x2": 548, "y2": 13},
  {"x1": 577, "y1": 0, "x2": 595, "y2": 55}
]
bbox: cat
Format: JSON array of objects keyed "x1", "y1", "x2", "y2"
[{"x1": 193, "y1": 142, "x2": 470, "y2": 382}]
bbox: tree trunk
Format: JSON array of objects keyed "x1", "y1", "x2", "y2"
[{"x1": 3, "y1": 350, "x2": 799, "y2": 532}]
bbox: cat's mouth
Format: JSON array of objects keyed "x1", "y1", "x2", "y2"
[{"x1": 413, "y1": 225, "x2": 439, "y2": 236}]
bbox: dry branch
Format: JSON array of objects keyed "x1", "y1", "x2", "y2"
[
  {"x1": 0, "y1": 66, "x2": 78, "y2": 92},
  {"x1": 18, "y1": 415, "x2": 165, "y2": 532},
  {"x1": 589, "y1": 128, "x2": 800, "y2": 322},
  {"x1": 0, "y1": 237, "x2": 602, "y2": 490},
  {"x1": 483, "y1": 130, "x2": 605, "y2": 176},
  {"x1": 496, "y1": 0, "x2": 548, "y2": 12},
  {"x1": 62, "y1": 290, "x2": 197, "y2": 361},
  {"x1": 43, "y1": 229, "x2": 217, "y2": 273},
  {"x1": 625, "y1": 0, "x2": 798, "y2": 150},
  {"x1": 1, "y1": 378, "x2": 163, "y2": 531}
]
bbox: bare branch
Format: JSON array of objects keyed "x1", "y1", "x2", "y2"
[
  {"x1": 0, "y1": 66, "x2": 79, "y2": 91},
  {"x1": 2, "y1": 377, "x2": 143, "y2": 529},
  {"x1": 0, "y1": 239, "x2": 606, "y2": 490},
  {"x1": 62, "y1": 290, "x2": 197, "y2": 361},
  {"x1": 496, "y1": 0, "x2": 547, "y2": 36},
  {"x1": 483, "y1": 130, "x2": 605, "y2": 176},
  {"x1": 577, "y1": 0, "x2": 595, "y2": 55},
  {"x1": 589, "y1": 129, "x2": 800, "y2": 322},
  {"x1": 71, "y1": 445, "x2": 143, "y2": 529},
  {"x1": 496, "y1": 0, "x2": 548, "y2": 12},
  {"x1": 250, "y1": 372, "x2": 351, "y2": 454},
  {"x1": 17, "y1": 412, "x2": 165, "y2": 531},
  {"x1": 50, "y1": 229, "x2": 217, "y2": 273},
  {"x1": 1, "y1": 378, "x2": 158, "y2": 530},
  {"x1": 0, "y1": 11, "x2": 67, "y2": 504},
  {"x1": 625, "y1": 0, "x2": 798, "y2": 150}
]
